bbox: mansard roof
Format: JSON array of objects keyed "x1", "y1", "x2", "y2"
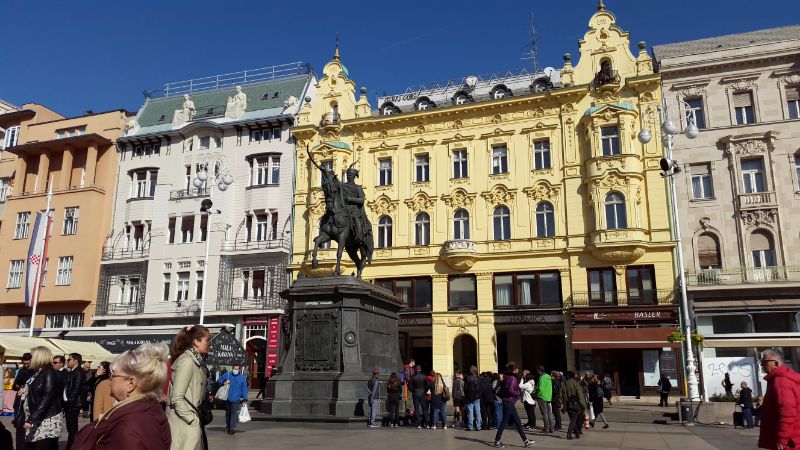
[{"x1": 652, "y1": 24, "x2": 800, "y2": 61}]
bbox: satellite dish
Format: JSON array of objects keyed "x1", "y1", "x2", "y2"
[
  {"x1": 465, "y1": 76, "x2": 478, "y2": 88},
  {"x1": 543, "y1": 67, "x2": 555, "y2": 79}
]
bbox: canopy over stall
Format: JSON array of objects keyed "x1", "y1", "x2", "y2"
[
  {"x1": 49, "y1": 340, "x2": 115, "y2": 367},
  {"x1": 0, "y1": 336, "x2": 62, "y2": 361}
]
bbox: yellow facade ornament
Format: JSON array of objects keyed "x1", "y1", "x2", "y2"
[
  {"x1": 442, "y1": 189, "x2": 475, "y2": 209},
  {"x1": 404, "y1": 192, "x2": 436, "y2": 212},
  {"x1": 481, "y1": 185, "x2": 517, "y2": 206}
]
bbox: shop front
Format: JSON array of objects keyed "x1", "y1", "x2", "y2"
[
  {"x1": 398, "y1": 313, "x2": 432, "y2": 372},
  {"x1": 494, "y1": 310, "x2": 567, "y2": 372},
  {"x1": 243, "y1": 315, "x2": 282, "y2": 386}
]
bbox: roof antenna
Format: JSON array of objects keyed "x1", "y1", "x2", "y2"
[
  {"x1": 520, "y1": 13, "x2": 544, "y2": 74},
  {"x1": 334, "y1": 34, "x2": 340, "y2": 60},
  {"x1": 598, "y1": 0, "x2": 606, "y2": 11}
]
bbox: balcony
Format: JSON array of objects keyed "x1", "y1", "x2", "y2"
[
  {"x1": 221, "y1": 237, "x2": 290, "y2": 252},
  {"x1": 685, "y1": 266, "x2": 800, "y2": 287},
  {"x1": 568, "y1": 289, "x2": 676, "y2": 308},
  {"x1": 170, "y1": 187, "x2": 210, "y2": 200},
  {"x1": 98, "y1": 302, "x2": 145, "y2": 316},
  {"x1": 440, "y1": 239, "x2": 478, "y2": 271},
  {"x1": 738, "y1": 191, "x2": 776, "y2": 210},
  {"x1": 591, "y1": 69, "x2": 621, "y2": 90},
  {"x1": 217, "y1": 296, "x2": 287, "y2": 312},
  {"x1": 320, "y1": 112, "x2": 341, "y2": 129},
  {"x1": 101, "y1": 247, "x2": 149, "y2": 261}
]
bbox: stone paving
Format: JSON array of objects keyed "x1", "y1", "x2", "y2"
[{"x1": 0, "y1": 402, "x2": 760, "y2": 449}]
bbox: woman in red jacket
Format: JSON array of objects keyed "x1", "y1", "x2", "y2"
[{"x1": 758, "y1": 349, "x2": 800, "y2": 450}]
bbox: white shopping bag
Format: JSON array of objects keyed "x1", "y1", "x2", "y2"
[
  {"x1": 589, "y1": 404, "x2": 595, "y2": 421},
  {"x1": 216, "y1": 384, "x2": 229, "y2": 401},
  {"x1": 238, "y1": 404, "x2": 251, "y2": 423}
]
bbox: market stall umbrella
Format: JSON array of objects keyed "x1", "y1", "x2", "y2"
[
  {"x1": 48, "y1": 339, "x2": 115, "y2": 367},
  {"x1": 0, "y1": 335, "x2": 62, "y2": 361},
  {"x1": 205, "y1": 329, "x2": 248, "y2": 367}
]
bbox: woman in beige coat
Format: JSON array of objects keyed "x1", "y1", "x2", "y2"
[{"x1": 167, "y1": 325, "x2": 211, "y2": 450}]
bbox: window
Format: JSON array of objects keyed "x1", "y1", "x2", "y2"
[
  {"x1": 131, "y1": 169, "x2": 157, "y2": 198},
  {"x1": 377, "y1": 216, "x2": 393, "y2": 248},
  {"x1": 176, "y1": 272, "x2": 190, "y2": 302},
  {"x1": 17, "y1": 316, "x2": 30, "y2": 329},
  {"x1": 589, "y1": 268, "x2": 616, "y2": 304},
  {"x1": 125, "y1": 278, "x2": 140, "y2": 304},
  {"x1": 733, "y1": 91, "x2": 756, "y2": 125},
  {"x1": 376, "y1": 277, "x2": 432, "y2": 309},
  {"x1": 788, "y1": 86, "x2": 800, "y2": 119},
  {"x1": 44, "y1": 314, "x2": 84, "y2": 328},
  {"x1": 604, "y1": 192, "x2": 627, "y2": 229},
  {"x1": 415, "y1": 154, "x2": 429, "y2": 182},
  {"x1": 255, "y1": 213, "x2": 269, "y2": 241},
  {"x1": 162, "y1": 274, "x2": 171, "y2": 302},
  {"x1": 378, "y1": 158, "x2": 392, "y2": 186},
  {"x1": 795, "y1": 155, "x2": 800, "y2": 191},
  {"x1": 491, "y1": 145, "x2": 508, "y2": 174},
  {"x1": 196, "y1": 271, "x2": 204, "y2": 300},
  {"x1": 455, "y1": 94, "x2": 468, "y2": 105},
  {"x1": 690, "y1": 164, "x2": 714, "y2": 199},
  {"x1": 741, "y1": 159, "x2": 766, "y2": 193},
  {"x1": 492, "y1": 206, "x2": 511, "y2": 240},
  {"x1": 250, "y1": 129, "x2": 262, "y2": 142},
  {"x1": 199, "y1": 136, "x2": 210, "y2": 150},
  {"x1": 199, "y1": 215, "x2": 208, "y2": 242},
  {"x1": 493, "y1": 89, "x2": 506, "y2": 99},
  {"x1": 626, "y1": 265, "x2": 656, "y2": 304},
  {"x1": 449, "y1": 276, "x2": 477, "y2": 309},
  {"x1": 533, "y1": 140, "x2": 551, "y2": 170},
  {"x1": 167, "y1": 217, "x2": 176, "y2": 244},
  {"x1": 453, "y1": 209, "x2": 470, "y2": 240},
  {"x1": 252, "y1": 155, "x2": 280, "y2": 186},
  {"x1": 272, "y1": 128, "x2": 281, "y2": 141},
  {"x1": 271, "y1": 211, "x2": 279, "y2": 240},
  {"x1": 685, "y1": 97, "x2": 706, "y2": 129},
  {"x1": 697, "y1": 314, "x2": 753, "y2": 335},
  {"x1": 750, "y1": 230, "x2": 776, "y2": 267},
  {"x1": 7, "y1": 260, "x2": 23, "y2": 288},
  {"x1": 494, "y1": 272, "x2": 562, "y2": 307},
  {"x1": 41, "y1": 258, "x2": 48, "y2": 286},
  {"x1": 181, "y1": 216, "x2": 194, "y2": 243},
  {"x1": 697, "y1": 233, "x2": 722, "y2": 269},
  {"x1": 535, "y1": 202, "x2": 555, "y2": 237},
  {"x1": 601, "y1": 126, "x2": 620, "y2": 156},
  {"x1": 3, "y1": 126, "x2": 19, "y2": 148},
  {"x1": 62, "y1": 207, "x2": 79, "y2": 235},
  {"x1": 14, "y1": 212, "x2": 30, "y2": 239},
  {"x1": 56, "y1": 256, "x2": 73, "y2": 286},
  {"x1": 0, "y1": 177, "x2": 9, "y2": 202},
  {"x1": 414, "y1": 212, "x2": 430, "y2": 246},
  {"x1": 453, "y1": 149, "x2": 468, "y2": 178}
]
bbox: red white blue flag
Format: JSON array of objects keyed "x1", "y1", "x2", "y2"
[{"x1": 25, "y1": 212, "x2": 50, "y2": 308}]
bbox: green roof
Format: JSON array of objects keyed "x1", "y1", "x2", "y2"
[
  {"x1": 137, "y1": 75, "x2": 309, "y2": 128},
  {"x1": 325, "y1": 140, "x2": 351, "y2": 150}
]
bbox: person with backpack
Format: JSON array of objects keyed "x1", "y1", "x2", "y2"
[
  {"x1": 550, "y1": 371, "x2": 564, "y2": 432},
  {"x1": 492, "y1": 362, "x2": 535, "y2": 449},
  {"x1": 430, "y1": 372, "x2": 450, "y2": 429},
  {"x1": 534, "y1": 366, "x2": 554, "y2": 433},
  {"x1": 602, "y1": 374, "x2": 614, "y2": 406},
  {"x1": 463, "y1": 366, "x2": 482, "y2": 431},
  {"x1": 561, "y1": 371, "x2": 587, "y2": 440},
  {"x1": 480, "y1": 372, "x2": 495, "y2": 430},
  {"x1": 452, "y1": 369, "x2": 465, "y2": 428}
]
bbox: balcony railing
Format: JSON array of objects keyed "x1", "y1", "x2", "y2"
[
  {"x1": 98, "y1": 302, "x2": 145, "y2": 316},
  {"x1": 102, "y1": 247, "x2": 149, "y2": 261},
  {"x1": 170, "y1": 187, "x2": 210, "y2": 200},
  {"x1": 218, "y1": 296, "x2": 287, "y2": 311},
  {"x1": 443, "y1": 239, "x2": 476, "y2": 253},
  {"x1": 10, "y1": 184, "x2": 104, "y2": 198},
  {"x1": 320, "y1": 112, "x2": 341, "y2": 127},
  {"x1": 221, "y1": 237, "x2": 290, "y2": 252},
  {"x1": 569, "y1": 289, "x2": 676, "y2": 307},
  {"x1": 738, "y1": 191, "x2": 776, "y2": 210},
  {"x1": 686, "y1": 266, "x2": 800, "y2": 287},
  {"x1": 591, "y1": 70, "x2": 621, "y2": 89}
]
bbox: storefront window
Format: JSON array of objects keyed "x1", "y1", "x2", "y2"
[
  {"x1": 449, "y1": 276, "x2": 477, "y2": 310},
  {"x1": 375, "y1": 277, "x2": 432, "y2": 309},
  {"x1": 493, "y1": 271, "x2": 561, "y2": 308},
  {"x1": 753, "y1": 312, "x2": 795, "y2": 333},
  {"x1": 642, "y1": 349, "x2": 678, "y2": 387},
  {"x1": 697, "y1": 314, "x2": 753, "y2": 334}
]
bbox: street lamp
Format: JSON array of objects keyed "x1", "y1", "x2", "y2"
[
  {"x1": 193, "y1": 156, "x2": 234, "y2": 324},
  {"x1": 639, "y1": 102, "x2": 700, "y2": 401}
]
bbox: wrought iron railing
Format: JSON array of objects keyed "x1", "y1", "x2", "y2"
[
  {"x1": 568, "y1": 289, "x2": 676, "y2": 307},
  {"x1": 219, "y1": 296, "x2": 287, "y2": 311},
  {"x1": 159, "y1": 62, "x2": 310, "y2": 97},
  {"x1": 220, "y1": 238, "x2": 290, "y2": 252},
  {"x1": 685, "y1": 266, "x2": 800, "y2": 286},
  {"x1": 101, "y1": 247, "x2": 149, "y2": 261},
  {"x1": 169, "y1": 188, "x2": 210, "y2": 200},
  {"x1": 591, "y1": 70, "x2": 621, "y2": 89},
  {"x1": 99, "y1": 302, "x2": 145, "y2": 315},
  {"x1": 320, "y1": 113, "x2": 341, "y2": 127}
]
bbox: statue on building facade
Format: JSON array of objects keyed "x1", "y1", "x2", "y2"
[
  {"x1": 307, "y1": 146, "x2": 374, "y2": 278},
  {"x1": 225, "y1": 86, "x2": 248, "y2": 119},
  {"x1": 173, "y1": 94, "x2": 197, "y2": 127}
]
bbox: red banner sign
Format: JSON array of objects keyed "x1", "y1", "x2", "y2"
[{"x1": 267, "y1": 316, "x2": 280, "y2": 377}]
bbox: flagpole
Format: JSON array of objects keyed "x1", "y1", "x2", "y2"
[{"x1": 29, "y1": 179, "x2": 53, "y2": 337}]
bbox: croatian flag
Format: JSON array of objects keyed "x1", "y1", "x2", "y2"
[{"x1": 25, "y1": 212, "x2": 50, "y2": 308}]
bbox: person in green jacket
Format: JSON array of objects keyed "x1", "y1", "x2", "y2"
[
  {"x1": 534, "y1": 365, "x2": 554, "y2": 433},
  {"x1": 560, "y1": 371, "x2": 587, "y2": 440}
]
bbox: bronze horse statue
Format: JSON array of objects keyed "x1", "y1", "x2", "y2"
[{"x1": 308, "y1": 147, "x2": 374, "y2": 277}]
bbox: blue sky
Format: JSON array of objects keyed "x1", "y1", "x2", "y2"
[{"x1": 3, "y1": 0, "x2": 799, "y2": 117}]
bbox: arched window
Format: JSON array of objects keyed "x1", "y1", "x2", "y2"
[
  {"x1": 604, "y1": 192, "x2": 627, "y2": 229},
  {"x1": 414, "y1": 212, "x2": 430, "y2": 246},
  {"x1": 535, "y1": 202, "x2": 555, "y2": 237},
  {"x1": 491, "y1": 85, "x2": 511, "y2": 99},
  {"x1": 377, "y1": 216, "x2": 393, "y2": 248},
  {"x1": 330, "y1": 101, "x2": 339, "y2": 121},
  {"x1": 453, "y1": 209, "x2": 470, "y2": 240},
  {"x1": 750, "y1": 230, "x2": 775, "y2": 267},
  {"x1": 697, "y1": 233, "x2": 721, "y2": 269},
  {"x1": 492, "y1": 206, "x2": 511, "y2": 241}
]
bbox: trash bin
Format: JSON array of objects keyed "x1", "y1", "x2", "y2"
[{"x1": 679, "y1": 397, "x2": 694, "y2": 423}]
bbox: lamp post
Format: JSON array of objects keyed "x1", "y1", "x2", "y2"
[
  {"x1": 192, "y1": 156, "x2": 234, "y2": 324},
  {"x1": 638, "y1": 102, "x2": 700, "y2": 401}
]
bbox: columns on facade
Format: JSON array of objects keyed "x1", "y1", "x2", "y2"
[
  {"x1": 85, "y1": 145, "x2": 98, "y2": 186},
  {"x1": 60, "y1": 147, "x2": 73, "y2": 189},
  {"x1": 476, "y1": 272, "x2": 498, "y2": 373},
  {"x1": 36, "y1": 152, "x2": 50, "y2": 193}
]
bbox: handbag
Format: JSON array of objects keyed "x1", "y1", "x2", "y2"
[
  {"x1": 238, "y1": 404, "x2": 251, "y2": 423},
  {"x1": 187, "y1": 396, "x2": 214, "y2": 427},
  {"x1": 216, "y1": 384, "x2": 230, "y2": 402},
  {"x1": 443, "y1": 385, "x2": 451, "y2": 402}
]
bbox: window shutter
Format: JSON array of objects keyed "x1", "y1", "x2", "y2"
[
  {"x1": 692, "y1": 163, "x2": 710, "y2": 176},
  {"x1": 786, "y1": 86, "x2": 800, "y2": 102},
  {"x1": 750, "y1": 231, "x2": 772, "y2": 251},
  {"x1": 733, "y1": 91, "x2": 753, "y2": 107},
  {"x1": 697, "y1": 234, "x2": 720, "y2": 268}
]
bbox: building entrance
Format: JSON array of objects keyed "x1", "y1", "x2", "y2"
[{"x1": 453, "y1": 334, "x2": 477, "y2": 374}]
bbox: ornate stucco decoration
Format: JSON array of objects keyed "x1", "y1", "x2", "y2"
[
  {"x1": 404, "y1": 192, "x2": 436, "y2": 212},
  {"x1": 447, "y1": 315, "x2": 479, "y2": 334},
  {"x1": 307, "y1": 201, "x2": 326, "y2": 218},
  {"x1": 442, "y1": 189, "x2": 475, "y2": 210},
  {"x1": 722, "y1": 75, "x2": 759, "y2": 93},
  {"x1": 672, "y1": 80, "x2": 710, "y2": 99},
  {"x1": 441, "y1": 240, "x2": 478, "y2": 271},
  {"x1": 367, "y1": 195, "x2": 398, "y2": 216},
  {"x1": 741, "y1": 209, "x2": 778, "y2": 230},
  {"x1": 589, "y1": 245, "x2": 646, "y2": 264},
  {"x1": 481, "y1": 185, "x2": 517, "y2": 206},
  {"x1": 720, "y1": 132, "x2": 778, "y2": 158},
  {"x1": 523, "y1": 182, "x2": 561, "y2": 204}
]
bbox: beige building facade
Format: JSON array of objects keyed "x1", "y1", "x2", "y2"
[{"x1": 654, "y1": 25, "x2": 800, "y2": 397}]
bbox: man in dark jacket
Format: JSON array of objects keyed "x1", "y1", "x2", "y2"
[
  {"x1": 12, "y1": 353, "x2": 34, "y2": 450},
  {"x1": 738, "y1": 381, "x2": 754, "y2": 429},
  {"x1": 64, "y1": 353, "x2": 86, "y2": 450},
  {"x1": 493, "y1": 362, "x2": 534, "y2": 448},
  {"x1": 409, "y1": 365, "x2": 430, "y2": 428},
  {"x1": 480, "y1": 373, "x2": 496, "y2": 429},
  {"x1": 561, "y1": 371, "x2": 587, "y2": 440},
  {"x1": 463, "y1": 365, "x2": 482, "y2": 431},
  {"x1": 550, "y1": 371, "x2": 564, "y2": 431},
  {"x1": 657, "y1": 373, "x2": 672, "y2": 407}
]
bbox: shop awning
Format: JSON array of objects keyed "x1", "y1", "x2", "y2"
[
  {"x1": 49, "y1": 340, "x2": 115, "y2": 365},
  {"x1": 0, "y1": 335, "x2": 62, "y2": 360},
  {"x1": 571, "y1": 327, "x2": 680, "y2": 350}
]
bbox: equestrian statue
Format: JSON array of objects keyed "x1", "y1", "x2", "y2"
[{"x1": 307, "y1": 146, "x2": 374, "y2": 278}]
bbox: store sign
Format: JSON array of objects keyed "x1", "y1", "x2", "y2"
[
  {"x1": 267, "y1": 317, "x2": 280, "y2": 377},
  {"x1": 205, "y1": 330, "x2": 248, "y2": 367},
  {"x1": 69, "y1": 334, "x2": 174, "y2": 354},
  {"x1": 494, "y1": 314, "x2": 562, "y2": 325},
  {"x1": 399, "y1": 316, "x2": 432, "y2": 327},
  {"x1": 573, "y1": 309, "x2": 676, "y2": 322}
]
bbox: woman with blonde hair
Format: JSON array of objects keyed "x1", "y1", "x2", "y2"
[
  {"x1": 2, "y1": 368, "x2": 14, "y2": 416},
  {"x1": 168, "y1": 325, "x2": 211, "y2": 450},
  {"x1": 18, "y1": 346, "x2": 63, "y2": 449},
  {"x1": 430, "y1": 371, "x2": 450, "y2": 429},
  {"x1": 73, "y1": 344, "x2": 171, "y2": 449}
]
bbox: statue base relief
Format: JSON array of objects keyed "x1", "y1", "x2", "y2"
[{"x1": 260, "y1": 276, "x2": 403, "y2": 423}]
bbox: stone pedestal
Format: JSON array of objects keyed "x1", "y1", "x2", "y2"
[{"x1": 261, "y1": 276, "x2": 402, "y2": 421}]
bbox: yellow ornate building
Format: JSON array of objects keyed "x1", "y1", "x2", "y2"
[{"x1": 291, "y1": 3, "x2": 683, "y2": 395}]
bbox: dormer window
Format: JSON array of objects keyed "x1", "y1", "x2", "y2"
[
  {"x1": 531, "y1": 78, "x2": 552, "y2": 93},
  {"x1": 455, "y1": 94, "x2": 468, "y2": 105},
  {"x1": 415, "y1": 97, "x2": 435, "y2": 111},
  {"x1": 491, "y1": 85, "x2": 512, "y2": 99},
  {"x1": 494, "y1": 90, "x2": 505, "y2": 99},
  {"x1": 380, "y1": 102, "x2": 399, "y2": 116}
]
